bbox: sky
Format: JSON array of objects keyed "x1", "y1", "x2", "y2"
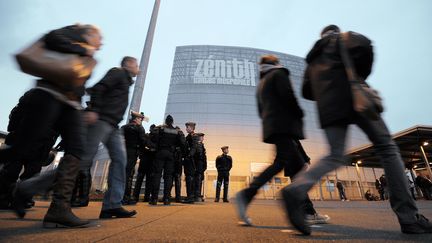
[{"x1": 0, "y1": 0, "x2": 431, "y2": 133}]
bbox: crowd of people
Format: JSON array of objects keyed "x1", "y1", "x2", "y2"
[{"x1": 0, "y1": 23, "x2": 432, "y2": 236}]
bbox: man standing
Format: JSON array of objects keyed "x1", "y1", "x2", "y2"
[
  {"x1": 183, "y1": 122, "x2": 197, "y2": 203},
  {"x1": 79, "y1": 56, "x2": 139, "y2": 218},
  {"x1": 172, "y1": 136, "x2": 184, "y2": 202},
  {"x1": 215, "y1": 146, "x2": 232, "y2": 203},
  {"x1": 149, "y1": 115, "x2": 185, "y2": 205},
  {"x1": 121, "y1": 111, "x2": 147, "y2": 205},
  {"x1": 283, "y1": 25, "x2": 432, "y2": 235}
]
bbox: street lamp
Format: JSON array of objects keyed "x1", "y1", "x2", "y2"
[
  {"x1": 423, "y1": 141, "x2": 429, "y2": 146},
  {"x1": 355, "y1": 160, "x2": 364, "y2": 197}
]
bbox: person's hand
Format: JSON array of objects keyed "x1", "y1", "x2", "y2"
[{"x1": 84, "y1": 111, "x2": 99, "y2": 124}]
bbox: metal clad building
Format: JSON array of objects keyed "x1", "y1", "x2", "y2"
[{"x1": 164, "y1": 45, "x2": 378, "y2": 200}]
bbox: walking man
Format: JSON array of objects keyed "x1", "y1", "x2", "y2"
[
  {"x1": 79, "y1": 56, "x2": 139, "y2": 218},
  {"x1": 235, "y1": 55, "x2": 329, "y2": 226},
  {"x1": 282, "y1": 25, "x2": 432, "y2": 235}
]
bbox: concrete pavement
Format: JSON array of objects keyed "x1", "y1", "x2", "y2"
[{"x1": 1, "y1": 199, "x2": 432, "y2": 242}]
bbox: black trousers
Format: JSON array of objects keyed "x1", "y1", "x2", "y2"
[
  {"x1": 215, "y1": 171, "x2": 229, "y2": 200},
  {"x1": 183, "y1": 157, "x2": 195, "y2": 199},
  {"x1": 0, "y1": 89, "x2": 85, "y2": 205},
  {"x1": 243, "y1": 137, "x2": 316, "y2": 215},
  {"x1": 151, "y1": 149, "x2": 175, "y2": 200},
  {"x1": 173, "y1": 157, "x2": 182, "y2": 199},
  {"x1": 193, "y1": 157, "x2": 205, "y2": 199},
  {"x1": 134, "y1": 152, "x2": 154, "y2": 199},
  {"x1": 123, "y1": 148, "x2": 139, "y2": 200}
]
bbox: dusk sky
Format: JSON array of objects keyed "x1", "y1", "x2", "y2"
[{"x1": 1, "y1": 0, "x2": 431, "y2": 133}]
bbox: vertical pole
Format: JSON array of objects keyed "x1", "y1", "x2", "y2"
[
  {"x1": 355, "y1": 163, "x2": 364, "y2": 198},
  {"x1": 129, "y1": 0, "x2": 161, "y2": 115}
]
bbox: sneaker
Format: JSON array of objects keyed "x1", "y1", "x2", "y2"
[
  {"x1": 305, "y1": 213, "x2": 330, "y2": 225},
  {"x1": 282, "y1": 188, "x2": 311, "y2": 235},
  {"x1": 235, "y1": 190, "x2": 252, "y2": 226},
  {"x1": 401, "y1": 214, "x2": 432, "y2": 234}
]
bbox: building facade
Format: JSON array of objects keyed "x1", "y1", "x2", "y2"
[{"x1": 164, "y1": 45, "x2": 383, "y2": 200}]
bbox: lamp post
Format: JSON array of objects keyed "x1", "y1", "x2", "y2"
[
  {"x1": 129, "y1": 0, "x2": 161, "y2": 116},
  {"x1": 355, "y1": 160, "x2": 364, "y2": 198}
]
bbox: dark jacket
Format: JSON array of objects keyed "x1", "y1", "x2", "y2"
[
  {"x1": 257, "y1": 66, "x2": 304, "y2": 143},
  {"x1": 122, "y1": 122, "x2": 147, "y2": 151},
  {"x1": 302, "y1": 31, "x2": 374, "y2": 128},
  {"x1": 38, "y1": 25, "x2": 94, "y2": 101},
  {"x1": 216, "y1": 154, "x2": 232, "y2": 173},
  {"x1": 88, "y1": 68, "x2": 133, "y2": 126},
  {"x1": 151, "y1": 124, "x2": 185, "y2": 153}
]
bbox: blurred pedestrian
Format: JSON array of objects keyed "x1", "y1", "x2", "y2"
[
  {"x1": 282, "y1": 25, "x2": 432, "y2": 235},
  {"x1": 235, "y1": 55, "x2": 330, "y2": 226},
  {"x1": 5, "y1": 24, "x2": 102, "y2": 228},
  {"x1": 78, "y1": 56, "x2": 139, "y2": 218}
]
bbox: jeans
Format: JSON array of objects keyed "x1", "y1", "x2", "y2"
[
  {"x1": 80, "y1": 120, "x2": 127, "y2": 210},
  {"x1": 287, "y1": 114, "x2": 418, "y2": 224}
]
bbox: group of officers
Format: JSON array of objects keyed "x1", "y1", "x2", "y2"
[{"x1": 119, "y1": 112, "x2": 232, "y2": 206}]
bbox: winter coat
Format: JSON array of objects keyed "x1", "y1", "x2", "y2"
[
  {"x1": 88, "y1": 68, "x2": 133, "y2": 127},
  {"x1": 302, "y1": 31, "x2": 373, "y2": 128},
  {"x1": 257, "y1": 66, "x2": 304, "y2": 143}
]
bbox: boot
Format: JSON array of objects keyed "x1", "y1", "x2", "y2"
[
  {"x1": 43, "y1": 154, "x2": 90, "y2": 228},
  {"x1": 43, "y1": 202, "x2": 89, "y2": 228}
]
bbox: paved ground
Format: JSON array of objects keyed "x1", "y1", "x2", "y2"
[{"x1": 1, "y1": 199, "x2": 432, "y2": 242}]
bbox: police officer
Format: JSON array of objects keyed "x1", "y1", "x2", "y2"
[
  {"x1": 121, "y1": 111, "x2": 147, "y2": 205},
  {"x1": 193, "y1": 133, "x2": 207, "y2": 202},
  {"x1": 132, "y1": 124, "x2": 156, "y2": 203},
  {"x1": 215, "y1": 146, "x2": 232, "y2": 203},
  {"x1": 150, "y1": 115, "x2": 185, "y2": 205},
  {"x1": 184, "y1": 122, "x2": 207, "y2": 203},
  {"x1": 183, "y1": 122, "x2": 196, "y2": 203}
]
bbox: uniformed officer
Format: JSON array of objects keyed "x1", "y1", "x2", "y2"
[
  {"x1": 121, "y1": 111, "x2": 147, "y2": 205},
  {"x1": 215, "y1": 146, "x2": 232, "y2": 202},
  {"x1": 150, "y1": 115, "x2": 185, "y2": 205}
]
